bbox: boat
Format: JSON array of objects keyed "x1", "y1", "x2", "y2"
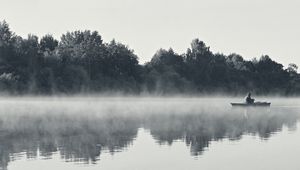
[{"x1": 231, "y1": 102, "x2": 271, "y2": 107}]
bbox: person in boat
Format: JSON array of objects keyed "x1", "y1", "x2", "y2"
[{"x1": 245, "y1": 92, "x2": 255, "y2": 104}]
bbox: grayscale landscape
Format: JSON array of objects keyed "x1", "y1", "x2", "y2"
[{"x1": 1, "y1": 0, "x2": 300, "y2": 169}]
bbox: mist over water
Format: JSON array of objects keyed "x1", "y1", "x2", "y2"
[{"x1": 0, "y1": 97, "x2": 299, "y2": 170}]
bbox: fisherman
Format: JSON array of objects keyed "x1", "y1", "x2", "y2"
[{"x1": 245, "y1": 92, "x2": 255, "y2": 104}]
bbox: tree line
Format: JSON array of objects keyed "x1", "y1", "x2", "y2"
[{"x1": 0, "y1": 20, "x2": 299, "y2": 95}]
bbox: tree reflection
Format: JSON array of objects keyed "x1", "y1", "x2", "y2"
[
  {"x1": 145, "y1": 107, "x2": 299, "y2": 156},
  {"x1": 0, "y1": 113, "x2": 139, "y2": 169},
  {"x1": 0, "y1": 106, "x2": 298, "y2": 169}
]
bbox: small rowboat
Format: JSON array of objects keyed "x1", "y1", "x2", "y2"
[{"x1": 231, "y1": 102, "x2": 271, "y2": 107}]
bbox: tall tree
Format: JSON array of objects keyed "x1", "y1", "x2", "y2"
[
  {"x1": 58, "y1": 30, "x2": 104, "y2": 77},
  {"x1": 145, "y1": 48, "x2": 191, "y2": 93},
  {"x1": 0, "y1": 20, "x2": 15, "y2": 74},
  {"x1": 184, "y1": 39, "x2": 213, "y2": 90},
  {"x1": 101, "y1": 40, "x2": 140, "y2": 92}
]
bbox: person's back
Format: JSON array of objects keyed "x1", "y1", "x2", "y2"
[{"x1": 245, "y1": 93, "x2": 254, "y2": 104}]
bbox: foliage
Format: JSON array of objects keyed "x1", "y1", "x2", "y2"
[{"x1": 0, "y1": 20, "x2": 299, "y2": 95}]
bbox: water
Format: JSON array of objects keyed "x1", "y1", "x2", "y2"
[{"x1": 0, "y1": 97, "x2": 299, "y2": 170}]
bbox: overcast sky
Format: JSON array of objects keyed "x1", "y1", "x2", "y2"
[{"x1": 0, "y1": 0, "x2": 299, "y2": 66}]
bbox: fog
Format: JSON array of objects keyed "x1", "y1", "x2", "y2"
[{"x1": 0, "y1": 96, "x2": 299, "y2": 169}]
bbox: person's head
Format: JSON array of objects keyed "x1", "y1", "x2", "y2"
[{"x1": 248, "y1": 92, "x2": 251, "y2": 97}]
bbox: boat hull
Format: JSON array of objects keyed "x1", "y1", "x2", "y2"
[{"x1": 231, "y1": 102, "x2": 271, "y2": 107}]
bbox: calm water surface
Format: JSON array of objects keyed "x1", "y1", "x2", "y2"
[{"x1": 0, "y1": 97, "x2": 299, "y2": 170}]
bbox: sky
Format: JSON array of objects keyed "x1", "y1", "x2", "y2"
[{"x1": 0, "y1": 0, "x2": 299, "y2": 66}]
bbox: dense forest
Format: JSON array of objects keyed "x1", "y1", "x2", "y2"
[{"x1": 0, "y1": 20, "x2": 299, "y2": 95}]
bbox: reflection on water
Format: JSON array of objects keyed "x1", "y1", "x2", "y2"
[
  {"x1": 145, "y1": 107, "x2": 298, "y2": 156},
  {"x1": 0, "y1": 97, "x2": 299, "y2": 170}
]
